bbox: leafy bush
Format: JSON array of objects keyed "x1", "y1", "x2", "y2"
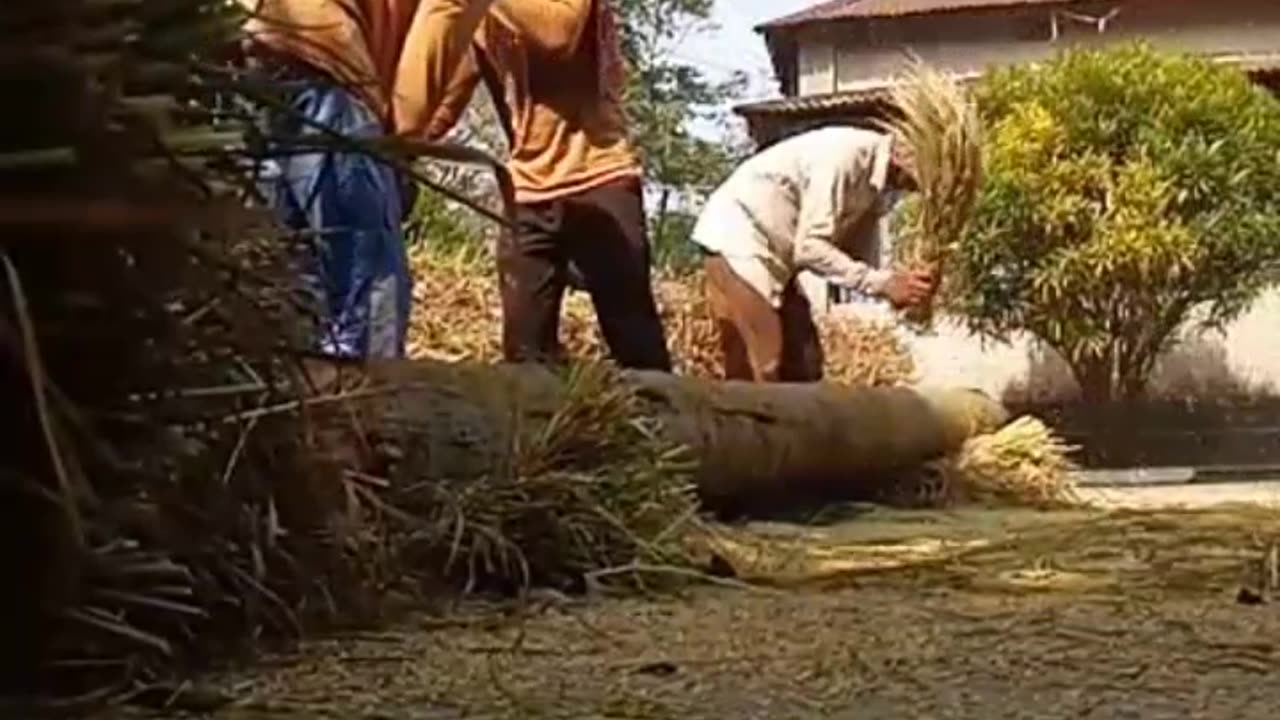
[
  {"x1": 949, "y1": 44, "x2": 1280, "y2": 401},
  {"x1": 405, "y1": 187, "x2": 478, "y2": 254},
  {"x1": 651, "y1": 209, "x2": 702, "y2": 273}
]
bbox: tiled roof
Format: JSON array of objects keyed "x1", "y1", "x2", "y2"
[
  {"x1": 733, "y1": 89, "x2": 890, "y2": 119},
  {"x1": 735, "y1": 71, "x2": 982, "y2": 117},
  {"x1": 758, "y1": 0, "x2": 1078, "y2": 30},
  {"x1": 735, "y1": 53, "x2": 1280, "y2": 118}
]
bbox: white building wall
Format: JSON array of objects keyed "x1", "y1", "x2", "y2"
[
  {"x1": 830, "y1": 288, "x2": 1280, "y2": 402},
  {"x1": 794, "y1": 3, "x2": 1280, "y2": 95},
  {"x1": 786, "y1": 0, "x2": 1280, "y2": 398}
]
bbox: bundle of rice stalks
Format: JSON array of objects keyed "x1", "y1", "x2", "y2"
[
  {"x1": 385, "y1": 362, "x2": 702, "y2": 593},
  {"x1": 880, "y1": 58, "x2": 984, "y2": 328},
  {"x1": 406, "y1": 243, "x2": 916, "y2": 387},
  {"x1": 945, "y1": 416, "x2": 1080, "y2": 508},
  {"x1": 4, "y1": 0, "x2": 746, "y2": 711}
]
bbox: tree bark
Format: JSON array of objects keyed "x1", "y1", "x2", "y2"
[
  {"x1": 337, "y1": 360, "x2": 1010, "y2": 516},
  {"x1": 1075, "y1": 356, "x2": 1116, "y2": 405},
  {"x1": 654, "y1": 187, "x2": 672, "y2": 256}
]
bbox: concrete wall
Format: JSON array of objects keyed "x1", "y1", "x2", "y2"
[
  {"x1": 827, "y1": 288, "x2": 1280, "y2": 403},
  {"x1": 794, "y1": 0, "x2": 1280, "y2": 95},
  {"x1": 806, "y1": 194, "x2": 1280, "y2": 403},
  {"x1": 782, "y1": 0, "x2": 1280, "y2": 400}
]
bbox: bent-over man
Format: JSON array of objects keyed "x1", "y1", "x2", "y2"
[{"x1": 691, "y1": 125, "x2": 935, "y2": 382}]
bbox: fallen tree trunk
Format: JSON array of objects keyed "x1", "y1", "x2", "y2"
[{"x1": 330, "y1": 360, "x2": 1009, "y2": 516}]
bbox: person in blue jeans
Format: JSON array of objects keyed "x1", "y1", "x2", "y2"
[
  {"x1": 260, "y1": 71, "x2": 413, "y2": 359},
  {"x1": 238, "y1": 0, "x2": 495, "y2": 359}
]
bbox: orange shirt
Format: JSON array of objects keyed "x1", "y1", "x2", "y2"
[
  {"x1": 416, "y1": 1, "x2": 641, "y2": 204},
  {"x1": 238, "y1": 0, "x2": 490, "y2": 129}
]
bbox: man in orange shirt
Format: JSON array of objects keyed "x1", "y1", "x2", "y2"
[
  {"x1": 403, "y1": 0, "x2": 673, "y2": 371},
  {"x1": 238, "y1": 0, "x2": 494, "y2": 358}
]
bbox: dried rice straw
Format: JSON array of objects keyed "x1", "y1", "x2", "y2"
[
  {"x1": 407, "y1": 244, "x2": 916, "y2": 388},
  {"x1": 946, "y1": 416, "x2": 1081, "y2": 508},
  {"x1": 879, "y1": 57, "x2": 984, "y2": 328}
]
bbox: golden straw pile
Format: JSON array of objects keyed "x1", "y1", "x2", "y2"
[
  {"x1": 881, "y1": 58, "x2": 984, "y2": 327},
  {"x1": 407, "y1": 244, "x2": 917, "y2": 387},
  {"x1": 946, "y1": 416, "x2": 1080, "y2": 508},
  {"x1": 895, "y1": 417, "x2": 1080, "y2": 510}
]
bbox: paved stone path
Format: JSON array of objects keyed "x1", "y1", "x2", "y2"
[{"x1": 1086, "y1": 480, "x2": 1280, "y2": 509}]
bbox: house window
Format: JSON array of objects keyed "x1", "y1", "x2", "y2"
[
  {"x1": 1049, "y1": 7, "x2": 1124, "y2": 43},
  {"x1": 798, "y1": 41, "x2": 836, "y2": 95}
]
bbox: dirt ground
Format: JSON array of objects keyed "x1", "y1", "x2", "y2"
[
  {"x1": 215, "y1": 587, "x2": 1280, "y2": 720},
  {"x1": 199, "y1": 503, "x2": 1280, "y2": 719}
]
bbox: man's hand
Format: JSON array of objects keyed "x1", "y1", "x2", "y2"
[{"x1": 880, "y1": 266, "x2": 937, "y2": 310}]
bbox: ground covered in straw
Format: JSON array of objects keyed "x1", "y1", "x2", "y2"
[
  {"x1": 406, "y1": 245, "x2": 917, "y2": 387},
  {"x1": 176, "y1": 505, "x2": 1280, "y2": 719}
]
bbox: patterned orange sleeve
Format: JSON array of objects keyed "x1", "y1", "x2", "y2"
[
  {"x1": 422, "y1": 52, "x2": 481, "y2": 141},
  {"x1": 393, "y1": 0, "x2": 494, "y2": 135},
  {"x1": 488, "y1": 0, "x2": 594, "y2": 58}
]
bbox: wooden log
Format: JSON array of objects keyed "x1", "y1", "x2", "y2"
[
  {"x1": 632, "y1": 371, "x2": 1007, "y2": 514},
  {"x1": 340, "y1": 360, "x2": 1009, "y2": 516}
]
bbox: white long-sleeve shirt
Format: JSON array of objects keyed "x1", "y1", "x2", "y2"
[{"x1": 691, "y1": 126, "x2": 895, "y2": 308}]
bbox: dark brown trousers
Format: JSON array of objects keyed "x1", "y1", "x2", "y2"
[
  {"x1": 703, "y1": 253, "x2": 824, "y2": 382},
  {"x1": 498, "y1": 177, "x2": 672, "y2": 371}
]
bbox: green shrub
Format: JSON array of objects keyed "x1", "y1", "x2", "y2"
[
  {"x1": 404, "y1": 185, "x2": 478, "y2": 254},
  {"x1": 950, "y1": 44, "x2": 1280, "y2": 401}
]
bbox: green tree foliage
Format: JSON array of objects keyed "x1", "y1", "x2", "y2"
[
  {"x1": 949, "y1": 44, "x2": 1280, "y2": 402},
  {"x1": 615, "y1": 0, "x2": 750, "y2": 270}
]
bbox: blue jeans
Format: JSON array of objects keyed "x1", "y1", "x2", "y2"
[{"x1": 262, "y1": 80, "x2": 412, "y2": 359}]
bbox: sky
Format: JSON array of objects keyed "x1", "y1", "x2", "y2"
[{"x1": 676, "y1": 0, "x2": 815, "y2": 102}]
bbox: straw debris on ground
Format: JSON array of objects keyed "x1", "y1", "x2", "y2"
[{"x1": 206, "y1": 505, "x2": 1280, "y2": 720}]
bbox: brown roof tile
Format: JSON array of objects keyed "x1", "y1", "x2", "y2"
[
  {"x1": 758, "y1": 0, "x2": 1078, "y2": 30},
  {"x1": 733, "y1": 89, "x2": 891, "y2": 119},
  {"x1": 734, "y1": 52, "x2": 1280, "y2": 118}
]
